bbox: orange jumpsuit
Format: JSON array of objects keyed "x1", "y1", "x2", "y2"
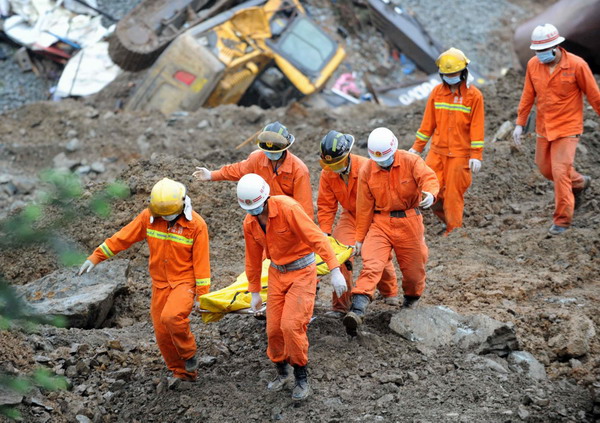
[
  {"x1": 516, "y1": 47, "x2": 600, "y2": 226},
  {"x1": 211, "y1": 149, "x2": 314, "y2": 219},
  {"x1": 354, "y1": 150, "x2": 439, "y2": 299},
  {"x1": 317, "y1": 154, "x2": 397, "y2": 312},
  {"x1": 244, "y1": 196, "x2": 339, "y2": 367},
  {"x1": 88, "y1": 208, "x2": 211, "y2": 380},
  {"x1": 411, "y1": 80, "x2": 485, "y2": 234}
]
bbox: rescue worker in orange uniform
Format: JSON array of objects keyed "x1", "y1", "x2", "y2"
[
  {"x1": 237, "y1": 173, "x2": 346, "y2": 401},
  {"x1": 343, "y1": 128, "x2": 439, "y2": 336},
  {"x1": 193, "y1": 121, "x2": 314, "y2": 218},
  {"x1": 78, "y1": 178, "x2": 211, "y2": 381},
  {"x1": 409, "y1": 48, "x2": 485, "y2": 235},
  {"x1": 317, "y1": 130, "x2": 399, "y2": 317},
  {"x1": 513, "y1": 24, "x2": 600, "y2": 235}
]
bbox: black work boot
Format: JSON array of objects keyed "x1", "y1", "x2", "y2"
[
  {"x1": 267, "y1": 362, "x2": 292, "y2": 391},
  {"x1": 402, "y1": 295, "x2": 420, "y2": 309},
  {"x1": 343, "y1": 294, "x2": 370, "y2": 336},
  {"x1": 573, "y1": 175, "x2": 591, "y2": 210},
  {"x1": 291, "y1": 365, "x2": 310, "y2": 401},
  {"x1": 184, "y1": 353, "x2": 199, "y2": 372}
]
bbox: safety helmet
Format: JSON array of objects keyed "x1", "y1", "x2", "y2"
[
  {"x1": 319, "y1": 130, "x2": 355, "y2": 172},
  {"x1": 257, "y1": 121, "x2": 295, "y2": 153},
  {"x1": 236, "y1": 173, "x2": 271, "y2": 210},
  {"x1": 149, "y1": 178, "x2": 186, "y2": 217},
  {"x1": 530, "y1": 24, "x2": 564, "y2": 50},
  {"x1": 367, "y1": 127, "x2": 398, "y2": 163},
  {"x1": 436, "y1": 48, "x2": 470, "y2": 74}
]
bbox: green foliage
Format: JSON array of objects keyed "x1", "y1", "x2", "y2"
[{"x1": 0, "y1": 169, "x2": 130, "y2": 420}]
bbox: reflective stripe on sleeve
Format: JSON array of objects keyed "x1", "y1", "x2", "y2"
[
  {"x1": 470, "y1": 140, "x2": 484, "y2": 148},
  {"x1": 100, "y1": 242, "x2": 114, "y2": 258},
  {"x1": 195, "y1": 278, "x2": 210, "y2": 286},
  {"x1": 416, "y1": 131, "x2": 431, "y2": 141}
]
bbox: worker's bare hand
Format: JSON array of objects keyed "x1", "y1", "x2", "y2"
[
  {"x1": 192, "y1": 167, "x2": 211, "y2": 181},
  {"x1": 78, "y1": 260, "x2": 95, "y2": 276}
]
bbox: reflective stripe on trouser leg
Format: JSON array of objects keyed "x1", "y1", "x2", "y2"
[
  {"x1": 266, "y1": 263, "x2": 317, "y2": 367},
  {"x1": 151, "y1": 283, "x2": 197, "y2": 379},
  {"x1": 352, "y1": 222, "x2": 395, "y2": 299},
  {"x1": 389, "y1": 214, "x2": 428, "y2": 297}
]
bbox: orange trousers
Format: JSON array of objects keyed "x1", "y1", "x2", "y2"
[
  {"x1": 266, "y1": 263, "x2": 317, "y2": 367},
  {"x1": 535, "y1": 136, "x2": 585, "y2": 226},
  {"x1": 353, "y1": 212, "x2": 428, "y2": 298},
  {"x1": 425, "y1": 151, "x2": 472, "y2": 234},
  {"x1": 150, "y1": 282, "x2": 197, "y2": 380},
  {"x1": 331, "y1": 211, "x2": 397, "y2": 312}
]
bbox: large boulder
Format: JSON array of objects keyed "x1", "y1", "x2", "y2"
[
  {"x1": 389, "y1": 306, "x2": 519, "y2": 356},
  {"x1": 17, "y1": 260, "x2": 129, "y2": 329},
  {"x1": 548, "y1": 314, "x2": 596, "y2": 359}
]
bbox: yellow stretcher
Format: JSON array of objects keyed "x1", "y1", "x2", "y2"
[{"x1": 198, "y1": 237, "x2": 353, "y2": 323}]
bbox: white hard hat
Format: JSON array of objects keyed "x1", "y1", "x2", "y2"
[
  {"x1": 237, "y1": 173, "x2": 270, "y2": 210},
  {"x1": 367, "y1": 127, "x2": 398, "y2": 162},
  {"x1": 530, "y1": 24, "x2": 565, "y2": 50}
]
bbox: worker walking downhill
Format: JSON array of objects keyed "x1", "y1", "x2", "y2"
[
  {"x1": 237, "y1": 173, "x2": 347, "y2": 401},
  {"x1": 513, "y1": 24, "x2": 600, "y2": 235},
  {"x1": 193, "y1": 121, "x2": 314, "y2": 218},
  {"x1": 343, "y1": 128, "x2": 439, "y2": 336},
  {"x1": 78, "y1": 178, "x2": 211, "y2": 381},
  {"x1": 317, "y1": 130, "x2": 399, "y2": 318},
  {"x1": 409, "y1": 47, "x2": 485, "y2": 235}
]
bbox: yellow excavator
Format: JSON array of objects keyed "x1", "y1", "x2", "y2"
[{"x1": 125, "y1": 0, "x2": 345, "y2": 114}]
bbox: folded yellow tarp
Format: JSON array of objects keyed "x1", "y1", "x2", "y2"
[{"x1": 198, "y1": 237, "x2": 353, "y2": 323}]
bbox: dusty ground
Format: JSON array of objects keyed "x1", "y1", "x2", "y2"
[{"x1": 1, "y1": 66, "x2": 600, "y2": 422}]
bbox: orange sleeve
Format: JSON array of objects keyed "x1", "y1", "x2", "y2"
[
  {"x1": 193, "y1": 219, "x2": 211, "y2": 296},
  {"x1": 293, "y1": 166, "x2": 314, "y2": 219},
  {"x1": 469, "y1": 92, "x2": 485, "y2": 161},
  {"x1": 412, "y1": 92, "x2": 436, "y2": 152},
  {"x1": 243, "y1": 220, "x2": 264, "y2": 293},
  {"x1": 210, "y1": 153, "x2": 257, "y2": 181},
  {"x1": 316, "y1": 173, "x2": 338, "y2": 234},
  {"x1": 287, "y1": 203, "x2": 339, "y2": 270},
  {"x1": 413, "y1": 156, "x2": 440, "y2": 198},
  {"x1": 516, "y1": 64, "x2": 536, "y2": 127},
  {"x1": 355, "y1": 165, "x2": 375, "y2": 243},
  {"x1": 88, "y1": 210, "x2": 147, "y2": 265},
  {"x1": 576, "y1": 60, "x2": 600, "y2": 116}
]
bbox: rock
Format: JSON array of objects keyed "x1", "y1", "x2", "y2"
[
  {"x1": 30, "y1": 397, "x2": 53, "y2": 411},
  {"x1": 76, "y1": 414, "x2": 92, "y2": 423},
  {"x1": 548, "y1": 314, "x2": 596, "y2": 358},
  {"x1": 12, "y1": 176, "x2": 35, "y2": 194},
  {"x1": 2, "y1": 182, "x2": 17, "y2": 196},
  {"x1": 389, "y1": 306, "x2": 518, "y2": 356},
  {"x1": 136, "y1": 135, "x2": 150, "y2": 155},
  {"x1": 197, "y1": 119, "x2": 210, "y2": 129},
  {"x1": 517, "y1": 405, "x2": 530, "y2": 420},
  {"x1": 509, "y1": 203, "x2": 522, "y2": 214},
  {"x1": 0, "y1": 174, "x2": 12, "y2": 184},
  {"x1": 65, "y1": 366, "x2": 77, "y2": 378},
  {"x1": 91, "y1": 161, "x2": 106, "y2": 173},
  {"x1": 492, "y1": 121, "x2": 514, "y2": 142},
  {"x1": 508, "y1": 351, "x2": 547, "y2": 381},
  {"x1": 467, "y1": 355, "x2": 508, "y2": 373},
  {"x1": 53, "y1": 152, "x2": 80, "y2": 170},
  {"x1": 66, "y1": 129, "x2": 78, "y2": 138},
  {"x1": 75, "y1": 165, "x2": 91, "y2": 175},
  {"x1": 34, "y1": 355, "x2": 52, "y2": 363},
  {"x1": 66, "y1": 138, "x2": 80, "y2": 152},
  {"x1": 167, "y1": 377, "x2": 180, "y2": 390},
  {"x1": 583, "y1": 119, "x2": 599, "y2": 131},
  {"x1": 112, "y1": 368, "x2": 132, "y2": 380},
  {"x1": 199, "y1": 355, "x2": 217, "y2": 367},
  {"x1": 376, "y1": 393, "x2": 395, "y2": 407},
  {"x1": 16, "y1": 259, "x2": 129, "y2": 329},
  {"x1": 0, "y1": 387, "x2": 24, "y2": 406},
  {"x1": 576, "y1": 143, "x2": 588, "y2": 155}
]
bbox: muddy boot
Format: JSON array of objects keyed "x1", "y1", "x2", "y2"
[
  {"x1": 184, "y1": 353, "x2": 199, "y2": 372},
  {"x1": 383, "y1": 296, "x2": 400, "y2": 306},
  {"x1": 402, "y1": 295, "x2": 420, "y2": 309},
  {"x1": 343, "y1": 294, "x2": 370, "y2": 336},
  {"x1": 573, "y1": 175, "x2": 591, "y2": 210},
  {"x1": 291, "y1": 365, "x2": 310, "y2": 401},
  {"x1": 267, "y1": 362, "x2": 292, "y2": 391}
]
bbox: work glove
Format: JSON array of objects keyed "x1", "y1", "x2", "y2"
[
  {"x1": 192, "y1": 167, "x2": 211, "y2": 181},
  {"x1": 322, "y1": 232, "x2": 330, "y2": 237},
  {"x1": 78, "y1": 260, "x2": 95, "y2": 275},
  {"x1": 353, "y1": 241, "x2": 363, "y2": 257},
  {"x1": 408, "y1": 148, "x2": 419, "y2": 155},
  {"x1": 420, "y1": 191, "x2": 434, "y2": 209},
  {"x1": 513, "y1": 125, "x2": 523, "y2": 146},
  {"x1": 250, "y1": 292, "x2": 263, "y2": 312},
  {"x1": 330, "y1": 267, "x2": 347, "y2": 298},
  {"x1": 469, "y1": 158, "x2": 481, "y2": 174}
]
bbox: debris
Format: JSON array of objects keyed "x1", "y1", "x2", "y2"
[
  {"x1": 66, "y1": 138, "x2": 81, "y2": 152},
  {"x1": 14, "y1": 47, "x2": 33, "y2": 72},
  {"x1": 493, "y1": 121, "x2": 515, "y2": 142}
]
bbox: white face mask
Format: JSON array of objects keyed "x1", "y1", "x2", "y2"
[{"x1": 162, "y1": 214, "x2": 179, "y2": 221}]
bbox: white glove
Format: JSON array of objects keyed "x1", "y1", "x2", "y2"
[
  {"x1": 513, "y1": 125, "x2": 523, "y2": 146},
  {"x1": 192, "y1": 167, "x2": 212, "y2": 181},
  {"x1": 469, "y1": 158, "x2": 481, "y2": 174},
  {"x1": 78, "y1": 260, "x2": 95, "y2": 275},
  {"x1": 420, "y1": 191, "x2": 434, "y2": 209},
  {"x1": 330, "y1": 267, "x2": 347, "y2": 298},
  {"x1": 408, "y1": 148, "x2": 419, "y2": 155},
  {"x1": 250, "y1": 292, "x2": 263, "y2": 312},
  {"x1": 353, "y1": 241, "x2": 363, "y2": 257},
  {"x1": 322, "y1": 232, "x2": 330, "y2": 237}
]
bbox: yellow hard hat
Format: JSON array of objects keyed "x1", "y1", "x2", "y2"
[
  {"x1": 149, "y1": 178, "x2": 186, "y2": 216},
  {"x1": 436, "y1": 48, "x2": 470, "y2": 74}
]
